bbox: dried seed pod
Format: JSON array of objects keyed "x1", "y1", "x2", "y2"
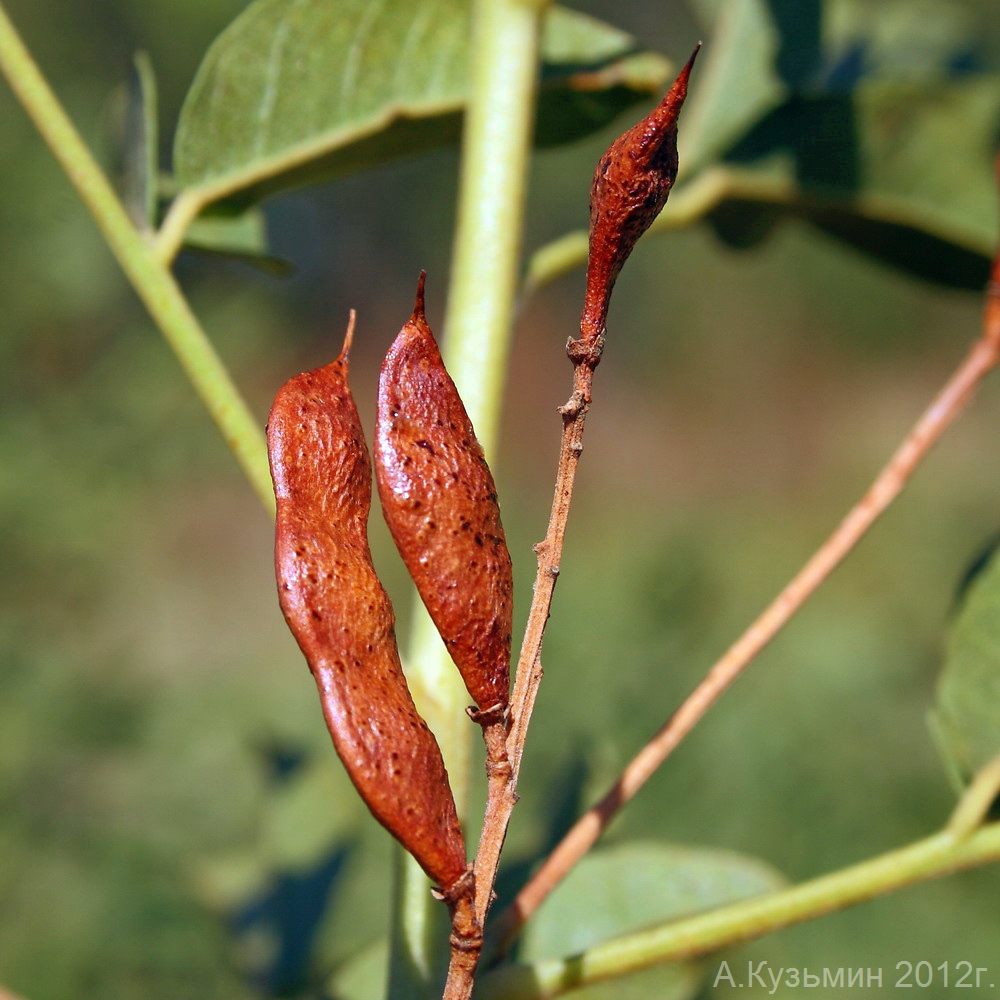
[
  {"x1": 375, "y1": 276, "x2": 513, "y2": 718},
  {"x1": 267, "y1": 315, "x2": 468, "y2": 892},
  {"x1": 582, "y1": 45, "x2": 700, "y2": 343}
]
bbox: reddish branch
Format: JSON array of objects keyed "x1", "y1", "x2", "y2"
[
  {"x1": 493, "y1": 216, "x2": 1000, "y2": 952},
  {"x1": 442, "y1": 49, "x2": 700, "y2": 999}
]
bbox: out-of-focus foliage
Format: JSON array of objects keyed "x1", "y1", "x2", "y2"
[
  {"x1": 514, "y1": 843, "x2": 785, "y2": 1000},
  {"x1": 934, "y1": 545, "x2": 1000, "y2": 786},
  {"x1": 172, "y1": 1, "x2": 672, "y2": 212},
  {"x1": 681, "y1": 0, "x2": 1000, "y2": 289},
  {"x1": 2, "y1": 1, "x2": 1000, "y2": 999}
]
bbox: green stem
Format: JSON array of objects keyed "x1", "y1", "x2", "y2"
[
  {"x1": 387, "y1": 846, "x2": 453, "y2": 1000},
  {"x1": 391, "y1": 612, "x2": 475, "y2": 1000},
  {"x1": 947, "y1": 753, "x2": 1000, "y2": 840},
  {"x1": 0, "y1": 3, "x2": 274, "y2": 516},
  {"x1": 152, "y1": 188, "x2": 213, "y2": 267},
  {"x1": 478, "y1": 822, "x2": 1000, "y2": 1000},
  {"x1": 442, "y1": 0, "x2": 546, "y2": 444},
  {"x1": 390, "y1": 0, "x2": 548, "y2": 995}
]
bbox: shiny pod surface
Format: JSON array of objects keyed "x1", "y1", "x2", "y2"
[
  {"x1": 267, "y1": 325, "x2": 467, "y2": 890},
  {"x1": 376, "y1": 278, "x2": 513, "y2": 715}
]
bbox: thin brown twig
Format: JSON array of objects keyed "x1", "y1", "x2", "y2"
[
  {"x1": 468, "y1": 338, "x2": 601, "y2": 941},
  {"x1": 492, "y1": 273, "x2": 1000, "y2": 952},
  {"x1": 441, "y1": 714, "x2": 511, "y2": 1000},
  {"x1": 441, "y1": 343, "x2": 600, "y2": 1000},
  {"x1": 439, "y1": 53, "x2": 700, "y2": 999},
  {"x1": 508, "y1": 339, "x2": 603, "y2": 771}
]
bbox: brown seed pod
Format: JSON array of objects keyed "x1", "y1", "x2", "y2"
[
  {"x1": 375, "y1": 276, "x2": 513, "y2": 718},
  {"x1": 267, "y1": 315, "x2": 468, "y2": 892},
  {"x1": 582, "y1": 45, "x2": 700, "y2": 344}
]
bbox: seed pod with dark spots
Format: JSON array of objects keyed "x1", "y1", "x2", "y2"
[
  {"x1": 267, "y1": 314, "x2": 468, "y2": 893},
  {"x1": 582, "y1": 45, "x2": 700, "y2": 344},
  {"x1": 375, "y1": 276, "x2": 513, "y2": 719}
]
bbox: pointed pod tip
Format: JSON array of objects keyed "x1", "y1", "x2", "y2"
[
  {"x1": 338, "y1": 309, "x2": 357, "y2": 364},
  {"x1": 412, "y1": 271, "x2": 428, "y2": 325},
  {"x1": 664, "y1": 41, "x2": 700, "y2": 108},
  {"x1": 684, "y1": 43, "x2": 702, "y2": 81},
  {"x1": 639, "y1": 42, "x2": 699, "y2": 142}
]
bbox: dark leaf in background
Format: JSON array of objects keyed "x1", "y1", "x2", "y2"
[
  {"x1": 681, "y1": 0, "x2": 999, "y2": 287},
  {"x1": 182, "y1": 205, "x2": 292, "y2": 275}
]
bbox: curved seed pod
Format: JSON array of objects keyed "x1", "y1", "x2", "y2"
[
  {"x1": 582, "y1": 45, "x2": 700, "y2": 343},
  {"x1": 267, "y1": 315, "x2": 468, "y2": 892},
  {"x1": 375, "y1": 276, "x2": 513, "y2": 718}
]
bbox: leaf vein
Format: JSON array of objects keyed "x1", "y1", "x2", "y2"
[
  {"x1": 255, "y1": 5, "x2": 297, "y2": 159},
  {"x1": 340, "y1": 0, "x2": 389, "y2": 118}
]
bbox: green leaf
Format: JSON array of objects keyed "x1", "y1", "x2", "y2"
[
  {"x1": 172, "y1": 0, "x2": 670, "y2": 208},
  {"x1": 327, "y1": 940, "x2": 389, "y2": 1000},
  {"x1": 190, "y1": 757, "x2": 364, "y2": 912},
  {"x1": 527, "y1": 0, "x2": 999, "y2": 294},
  {"x1": 520, "y1": 961, "x2": 702, "y2": 1000},
  {"x1": 715, "y1": 78, "x2": 1000, "y2": 286},
  {"x1": 933, "y1": 547, "x2": 1000, "y2": 786},
  {"x1": 517, "y1": 841, "x2": 786, "y2": 999},
  {"x1": 678, "y1": 0, "x2": 1000, "y2": 287},
  {"x1": 183, "y1": 206, "x2": 291, "y2": 274},
  {"x1": 678, "y1": 0, "x2": 786, "y2": 174}
]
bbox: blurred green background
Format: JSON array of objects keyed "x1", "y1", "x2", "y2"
[{"x1": 2, "y1": 1, "x2": 999, "y2": 998}]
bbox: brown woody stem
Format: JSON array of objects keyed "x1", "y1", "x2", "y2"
[
  {"x1": 491, "y1": 272, "x2": 1000, "y2": 952},
  {"x1": 453, "y1": 50, "x2": 697, "y2": 995},
  {"x1": 465, "y1": 335, "x2": 603, "y2": 975},
  {"x1": 440, "y1": 867, "x2": 481, "y2": 1000},
  {"x1": 508, "y1": 333, "x2": 604, "y2": 771},
  {"x1": 438, "y1": 0, "x2": 550, "y2": 992}
]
